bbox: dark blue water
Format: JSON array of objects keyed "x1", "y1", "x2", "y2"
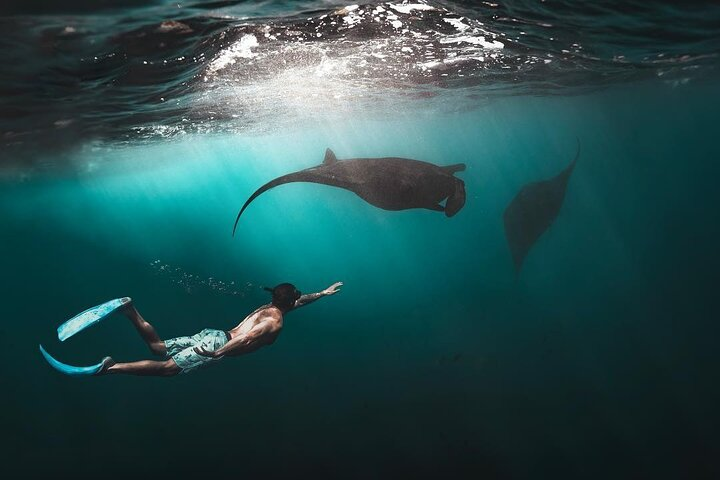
[{"x1": 1, "y1": 1, "x2": 720, "y2": 478}]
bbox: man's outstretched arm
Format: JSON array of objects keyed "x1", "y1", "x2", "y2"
[{"x1": 294, "y1": 282, "x2": 343, "y2": 309}]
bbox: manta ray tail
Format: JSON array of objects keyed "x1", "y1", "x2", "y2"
[{"x1": 232, "y1": 170, "x2": 324, "y2": 236}]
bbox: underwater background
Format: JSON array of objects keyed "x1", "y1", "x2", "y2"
[{"x1": 1, "y1": 0, "x2": 720, "y2": 478}]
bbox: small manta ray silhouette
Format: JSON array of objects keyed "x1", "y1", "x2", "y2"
[{"x1": 503, "y1": 140, "x2": 580, "y2": 274}]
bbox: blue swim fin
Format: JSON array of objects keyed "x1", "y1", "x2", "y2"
[
  {"x1": 57, "y1": 297, "x2": 131, "y2": 342},
  {"x1": 39, "y1": 344, "x2": 106, "y2": 376}
]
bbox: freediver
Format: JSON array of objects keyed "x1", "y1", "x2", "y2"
[{"x1": 98, "y1": 282, "x2": 343, "y2": 376}]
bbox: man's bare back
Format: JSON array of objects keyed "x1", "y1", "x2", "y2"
[
  {"x1": 100, "y1": 281, "x2": 342, "y2": 376},
  {"x1": 196, "y1": 304, "x2": 283, "y2": 359},
  {"x1": 228, "y1": 305, "x2": 283, "y2": 347}
]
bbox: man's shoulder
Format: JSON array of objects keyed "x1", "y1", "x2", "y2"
[
  {"x1": 259, "y1": 309, "x2": 283, "y2": 333},
  {"x1": 258, "y1": 306, "x2": 283, "y2": 321}
]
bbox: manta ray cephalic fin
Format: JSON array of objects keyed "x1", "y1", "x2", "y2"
[{"x1": 443, "y1": 163, "x2": 466, "y2": 173}]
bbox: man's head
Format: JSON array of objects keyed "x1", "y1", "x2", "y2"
[{"x1": 264, "y1": 283, "x2": 301, "y2": 310}]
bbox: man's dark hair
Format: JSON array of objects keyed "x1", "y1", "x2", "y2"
[{"x1": 264, "y1": 283, "x2": 301, "y2": 310}]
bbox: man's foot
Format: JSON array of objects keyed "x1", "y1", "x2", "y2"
[
  {"x1": 118, "y1": 297, "x2": 133, "y2": 312},
  {"x1": 96, "y1": 356, "x2": 116, "y2": 376}
]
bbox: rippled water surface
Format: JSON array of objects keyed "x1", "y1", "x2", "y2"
[{"x1": 2, "y1": 0, "x2": 719, "y2": 163}]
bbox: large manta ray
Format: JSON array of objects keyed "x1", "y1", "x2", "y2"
[
  {"x1": 503, "y1": 141, "x2": 580, "y2": 273},
  {"x1": 233, "y1": 149, "x2": 466, "y2": 235}
]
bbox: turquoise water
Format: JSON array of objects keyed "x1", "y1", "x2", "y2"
[{"x1": 2, "y1": 81, "x2": 719, "y2": 477}]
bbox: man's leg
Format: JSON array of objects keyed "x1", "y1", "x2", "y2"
[
  {"x1": 121, "y1": 303, "x2": 167, "y2": 356},
  {"x1": 102, "y1": 358, "x2": 180, "y2": 377}
]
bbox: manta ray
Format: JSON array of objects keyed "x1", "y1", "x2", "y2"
[
  {"x1": 503, "y1": 141, "x2": 580, "y2": 273},
  {"x1": 233, "y1": 149, "x2": 466, "y2": 235}
]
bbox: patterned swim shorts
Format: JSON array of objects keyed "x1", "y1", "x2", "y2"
[{"x1": 164, "y1": 328, "x2": 229, "y2": 374}]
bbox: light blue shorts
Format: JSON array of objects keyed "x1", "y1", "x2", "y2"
[{"x1": 164, "y1": 328, "x2": 229, "y2": 374}]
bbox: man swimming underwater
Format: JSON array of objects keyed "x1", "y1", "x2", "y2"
[{"x1": 99, "y1": 282, "x2": 342, "y2": 376}]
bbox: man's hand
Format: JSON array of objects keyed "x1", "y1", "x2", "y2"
[
  {"x1": 194, "y1": 345, "x2": 220, "y2": 358},
  {"x1": 322, "y1": 282, "x2": 343, "y2": 296}
]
